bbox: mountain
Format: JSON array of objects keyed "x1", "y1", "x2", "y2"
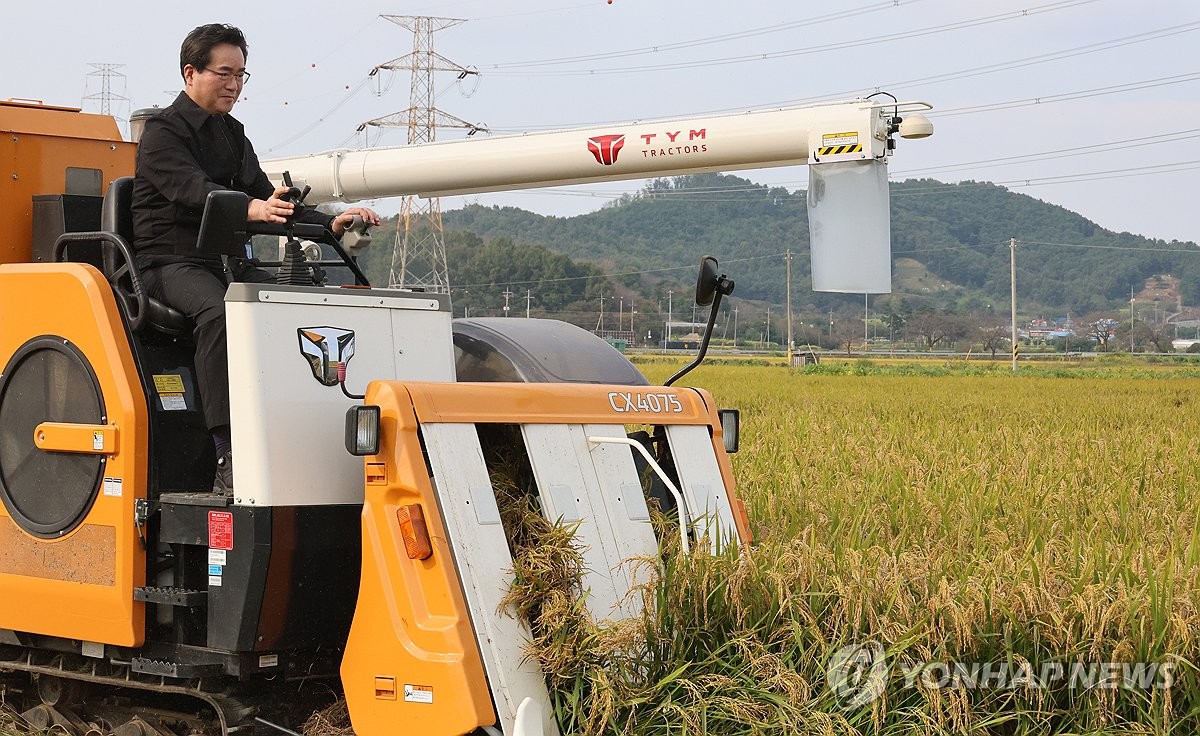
[{"x1": 432, "y1": 174, "x2": 1200, "y2": 317}]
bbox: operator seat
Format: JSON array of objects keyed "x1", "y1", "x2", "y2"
[{"x1": 99, "y1": 177, "x2": 189, "y2": 336}]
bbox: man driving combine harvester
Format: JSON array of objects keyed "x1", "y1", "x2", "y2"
[
  {"x1": 0, "y1": 19, "x2": 934, "y2": 727},
  {"x1": 132, "y1": 23, "x2": 380, "y2": 495}
]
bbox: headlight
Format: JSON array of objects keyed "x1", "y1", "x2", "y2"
[{"x1": 345, "y1": 405, "x2": 381, "y2": 456}]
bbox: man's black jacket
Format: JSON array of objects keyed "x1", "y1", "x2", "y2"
[{"x1": 132, "y1": 91, "x2": 331, "y2": 265}]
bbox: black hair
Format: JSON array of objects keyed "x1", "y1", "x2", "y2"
[{"x1": 179, "y1": 24, "x2": 248, "y2": 78}]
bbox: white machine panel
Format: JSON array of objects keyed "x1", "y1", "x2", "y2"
[
  {"x1": 422, "y1": 423, "x2": 559, "y2": 736},
  {"x1": 225, "y1": 283, "x2": 455, "y2": 506},
  {"x1": 521, "y1": 424, "x2": 657, "y2": 623},
  {"x1": 665, "y1": 424, "x2": 739, "y2": 553}
]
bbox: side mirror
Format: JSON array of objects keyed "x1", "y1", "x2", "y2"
[
  {"x1": 718, "y1": 409, "x2": 740, "y2": 453},
  {"x1": 695, "y1": 255, "x2": 719, "y2": 307},
  {"x1": 196, "y1": 190, "x2": 251, "y2": 256},
  {"x1": 664, "y1": 257, "x2": 735, "y2": 387}
]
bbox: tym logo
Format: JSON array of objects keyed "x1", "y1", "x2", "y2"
[
  {"x1": 587, "y1": 134, "x2": 626, "y2": 165},
  {"x1": 638, "y1": 129, "x2": 709, "y2": 159},
  {"x1": 639, "y1": 129, "x2": 706, "y2": 145}
]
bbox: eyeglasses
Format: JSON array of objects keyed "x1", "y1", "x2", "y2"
[{"x1": 200, "y1": 67, "x2": 251, "y2": 85}]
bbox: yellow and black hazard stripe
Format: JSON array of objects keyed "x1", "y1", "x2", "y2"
[{"x1": 817, "y1": 144, "x2": 863, "y2": 156}]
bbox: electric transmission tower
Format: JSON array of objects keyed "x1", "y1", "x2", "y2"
[
  {"x1": 360, "y1": 15, "x2": 484, "y2": 292},
  {"x1": 82, "y1": 63, "x2": 130, "y2": 120}
]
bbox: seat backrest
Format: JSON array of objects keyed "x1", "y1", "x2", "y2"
[
  {"x1": 101, "y1": 176, "x2": 135, "y2": 244},
  {"x1": 96, "y1": 176, "x2": 189, "y2": 337}
]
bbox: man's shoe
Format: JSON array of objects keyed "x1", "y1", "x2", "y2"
[{"x1": 213, "y1": 451, "x2": 234, "y2": 495}]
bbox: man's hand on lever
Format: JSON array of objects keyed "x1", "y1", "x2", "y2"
[
  {"x1": 331, "y1": 207, "x2": 381, "y2": 237},
  {"x1": 248, "y1": 186, "x2": 296, "y2": 224}
]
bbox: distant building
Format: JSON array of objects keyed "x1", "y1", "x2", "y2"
[{"x1": 1026, "y1": 317, "x2": 1077, "y2": 342}]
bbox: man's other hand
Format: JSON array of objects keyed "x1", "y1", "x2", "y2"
[
  {"x1": 331, "y1": 207, "x2": 381, "y2": 237},
  {"x1": 248, "y1": 186, "x2": 295, "y2": 224}
]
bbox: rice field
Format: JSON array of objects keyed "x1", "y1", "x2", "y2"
[
  {"x1": 513, "y1": 359, "x2": 1200, "y2": 735},
  {"x1": 5, "y1": 360, "x2": 1199, "y2": 735}
]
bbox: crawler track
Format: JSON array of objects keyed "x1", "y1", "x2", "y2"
[{"x1": 0, "y1": 646, "x2": 302, "y2": 735}]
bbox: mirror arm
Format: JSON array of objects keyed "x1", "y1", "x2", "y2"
[{"x1": 664, "y1": 283, "x2": 728, "y2": 387}]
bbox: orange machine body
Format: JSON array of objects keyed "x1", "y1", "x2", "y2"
[
  {"x1": 0, "y1": 99, "x2": 134, "y2": 265},
  {"x1": 403, "y1": 380, "x2": 751, "y2": 543},
  {"x1": 0, "y1": 263, "x2": 148, "y2": 646},
  {"x1": 343, "y1": 380, "x2": 750, "y2": 736},
  {"x1": 342, "y1": 380, "x2": 497, "y2": 736}
]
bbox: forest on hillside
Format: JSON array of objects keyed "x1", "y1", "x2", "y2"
[{"x1": 349, "y1": 174, "x2": 1199, "y2": 347}]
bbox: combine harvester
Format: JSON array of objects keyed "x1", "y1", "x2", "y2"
[{"x1": 0, "y1": 93, "x2": 931, "y2": 735}]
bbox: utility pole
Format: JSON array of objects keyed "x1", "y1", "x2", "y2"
[
  {"x1": 597, "y1": 294, "x2": 606, "y2": 331},
  {"x1": 785, "y1": 250, "x2": 794, "y2": 354},
  {"x1": 82, "y1": 63, "x2": 129, "y2": 125},
  {"x1": 733, "y1": 306, "x2": 739, "y2": 345},
  {"x1": 525, "y1": 289, "x2": 532, "y2": 319},
  {"x1": 765, "y1": 306, "x2": 771, "y2": 348},
  {"x1": 503, "y1": 288, "x2": 513, "y2": 317},
  {"x1": 667, "y1": 289, "x2": 673, "y2": 346},
  {"x1": 361, "y1": 16, "x2": 484, "y2": 293},
  {"x1": 1130, "y1": 286, "x2": 1135, "y2": 353},
  {"x1": 619, "y1": 297, "x2": 624, "y2": 333},
  {"x1": 864, "y1": 293, "x2": 869, "y2": 347},
  {"x1": 1010, "y1": 237, "x2": 1018, "y2": 371}
]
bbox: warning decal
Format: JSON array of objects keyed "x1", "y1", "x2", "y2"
[
  {"x1": 817, "y1": 144, "x2": 863, "y2": 156},
  {"x1": 102, "y1": 477, "x2": 123, "y2": 497},
  {"x1": 153, "y1": 374, "x2": 186, "y2": 394},
  {"x1": 822, "y1": 131, "x2": 859, "y2": 146},
  {"x1": 208, "y1": 511, "x2": 234, "y2": 551},
  {"x1": 818, "y1": 131, "x2": 862, "y2": 156},
  {"x1": 403, "y1": 684, "x2": 434, "y2": 704}
]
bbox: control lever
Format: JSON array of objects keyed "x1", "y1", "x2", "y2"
[
  {"x1": 276, "y1": 171, "x2": 322, "y2": 286},
  {"x1": 279, "y1": 172, "x2": 311, "y2": 223}
]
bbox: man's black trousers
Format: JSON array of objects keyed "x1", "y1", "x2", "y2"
[{"x1": 141, "y1": 259, "x2": 273, "y2": 430}]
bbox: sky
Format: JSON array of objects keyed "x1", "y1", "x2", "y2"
[{"x1": 4, "y1": 0, "x2": 1198, "y2": 245}]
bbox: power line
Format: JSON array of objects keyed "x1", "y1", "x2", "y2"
[
  {"x1": 483, "y1": 19, "x2": 1199, "y2": 133},
  {"x1": 891, "y1": 127, "x2": 1200, "y2": 177},
  {"x1": 450, "y1": 252, "x2": 785, "y2": 290},
  {"x1": 1020, "y1": 240, "x2": 1200, "y2": 253},
  {"x1": 264, "y1": 77, "x2": 373, "y2": 153},
  {"x1": 488, "y1": 0, "x2": 924, "y2": 69},
  {"x1": 932, "y1": 71, "x2": 1200, "y2": 117},
  {"x1": 483, "y1": 0, "x2": 1098, "y2": 77},
  {"x1": 891, "y1": 160, "x2": 1200, "y2": 196},
  {"x1": 898, "y1": 239, "x2": 1200, "y2": 255},
  {"x1": 756, "y1": 20, "x2": 1200, "y2": 112}
]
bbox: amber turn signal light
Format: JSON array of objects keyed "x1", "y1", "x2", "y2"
[{"x1": 396, "y1": 504, "x2": 433, "y2": 560}]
